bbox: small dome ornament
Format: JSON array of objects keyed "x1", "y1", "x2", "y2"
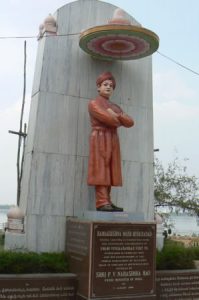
[
  {"x1": 7, "y1": 206, "x2": 25, "y2": 219},
  {"x1": 38, "y1": 14, "x2": 57, "y2": 40},
  {"x1": 108, "y1": 8, "x2": 131, "y2": 25},
  {"x1": 6, "y1": 206, "x2": 25, "y2": 233},
  {"x1": 44, "y1": 14, "x2": 56, "y2": 27},
  {"x1": 79, "y1": 8, "x2": 159, "y2": 61}
]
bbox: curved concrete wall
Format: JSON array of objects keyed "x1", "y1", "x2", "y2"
[{"x1": 19, "y1": 0, "x2": 154, "y2": 252}]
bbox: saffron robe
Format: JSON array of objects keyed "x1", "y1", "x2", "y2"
[{"x1": 87, "y1": 96, "x2": 134, "y2": 186}]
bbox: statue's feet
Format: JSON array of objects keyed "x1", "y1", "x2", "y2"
[
  {"x1": 97, "y1": 204, "x2": 115, "y2": 212},
  {"x1": 110, "y1": 203, "x2": 123, "y2": 212}
]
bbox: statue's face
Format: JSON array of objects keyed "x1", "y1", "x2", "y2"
[{"x1": 98, "y1": 80, "x2": 113, "y2": 98}]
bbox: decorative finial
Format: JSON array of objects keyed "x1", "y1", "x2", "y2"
[
  {"x1": 44, "y1": 14, "x2": 56, "y2": 28},
  {"x1": 6, "y1": 206, "x2": 25, "y2": 233},
  {"x1": 37, "y1": 14, "x2": 57, "y2": 41},
  {"x1": 108, "y1": 8, "x2": 131, "y2": 25}
]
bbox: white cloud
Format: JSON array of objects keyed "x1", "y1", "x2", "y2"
[
  {"x1": 153, "y1": 94, "x2": 199, "y2": 177},
  {"x1": 153, "y1": 68, "x2": 199, "y2": 177},
  {"x1": 153, "y1": 70, "x2": 197, "y2": 103},
  {"x1": 154, "y1": 100, "x2": 199, "y2": 123}
]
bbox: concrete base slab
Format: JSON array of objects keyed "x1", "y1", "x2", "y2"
[
  {"x1": 4, "y1": 231, "x2": 26, "y2": 251},
  {"x1": 80, "y1": 210, "x2": 145, "y2": 222}
]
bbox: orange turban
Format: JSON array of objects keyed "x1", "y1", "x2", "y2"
[{"x1": 96, "y1": 72, "x2": 116, "y2": 90}]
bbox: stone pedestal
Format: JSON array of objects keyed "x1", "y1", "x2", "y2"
[{"x1": 66, "y1": 218, "x2": 156, "y2": 300}]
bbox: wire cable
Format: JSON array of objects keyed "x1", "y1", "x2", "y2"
[
  {"x1": 157, "y1": 51, "x2": 199, "y2": 76},
  {"x1": 0, "y1": 33, "x2": 198, "y2": 76},
  {"x1": 0, "y1": 33, "x2": 79, "y2": 39}
]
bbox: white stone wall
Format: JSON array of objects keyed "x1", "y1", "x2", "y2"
[{"x1": 19, "y1": 0, "x2": 154, "y2": 252}]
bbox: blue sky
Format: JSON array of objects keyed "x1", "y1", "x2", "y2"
[{"x1": 0, "y1": 0, "x2": 199, "y2": 204}]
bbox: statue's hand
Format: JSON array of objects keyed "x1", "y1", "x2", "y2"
[{"x1": 107, "y1": 108, "x2": 118, "y2": 118}]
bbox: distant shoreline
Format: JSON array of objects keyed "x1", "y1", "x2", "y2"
[{"x1": 0, "y1": 205, "x2": 14, "y2": 209}]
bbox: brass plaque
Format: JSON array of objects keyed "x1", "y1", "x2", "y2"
[{"x1": 91, "y1": 223, "x2": 156, "y2": 298}]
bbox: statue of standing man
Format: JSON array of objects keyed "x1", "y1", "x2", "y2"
[{"x1": 87, "y1": 72, "x2": 134, "y2": 212}]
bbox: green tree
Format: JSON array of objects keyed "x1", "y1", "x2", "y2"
[{"x1": 154, "y1": 157, "x2": 199, "y2": 215}]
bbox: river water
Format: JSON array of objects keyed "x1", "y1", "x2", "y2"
[
  {"x1": 0, "y1": 208, "x2": 8, "y2": 228},
  {"x1": 167, "y1": 213, "x2": 199, "y2": 236},
  {"x1": 1, "y1": 209, "x2": 199, "y2": 236}
]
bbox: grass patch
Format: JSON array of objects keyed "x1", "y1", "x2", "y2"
[
  {"x1": 156, "y1": 239, "x2": 195, "y2": 270},
  {"x1": 0, "y1": 251, "x2": 69, "y2": 274},
  {"x1": 189, "y1": 246, "x2": 199, "y2": 261},
  {"x1": 0, "y1": 233, "x2": 4, "y2": 251}
]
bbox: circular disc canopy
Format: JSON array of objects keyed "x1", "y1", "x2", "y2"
[{"x1": 79, "y1": 24, "x2": 159, "y2": 61}]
